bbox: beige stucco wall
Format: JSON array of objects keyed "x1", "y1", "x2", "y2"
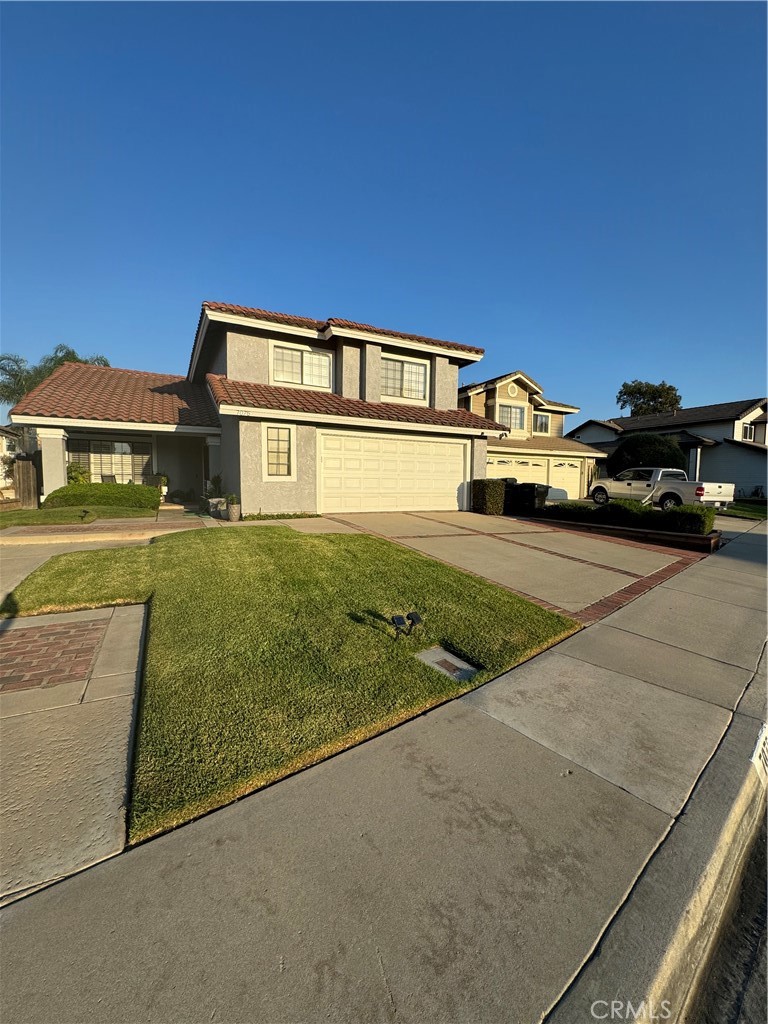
[
  {"x1": 431, "y1": 356, "x2": 459, "y2": 410},
  {"x1": 363, "y1": 343, "x2": 382, "y2": 402},
  {"x1": 238, "y1": 420, "x2": 318, "y2": 515},
  {"x1": 337, "y1": 342, "x2": 363, "y2": 400},
  {"x1": 224, "y1": 331, "x2": 270, "y2": 383}
]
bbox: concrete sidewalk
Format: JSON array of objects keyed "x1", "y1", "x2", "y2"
[
  {"x1": 0, "y1": 605, "x2": 146, "y2": 904},
  {"x1": 0, "y1": 521, "x2": 764, "y2": 1023}
]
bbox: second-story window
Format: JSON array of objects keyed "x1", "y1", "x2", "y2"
[
  {"x1": 498, "y1": 405, "x2": 525, "y2": 430},
  {"x1": 382, "y1": 357, "x2": 427, "y2": 400},
  {"x1": 742, "y1": 423, "x2": 755, "y2": 441},
  {"x1": 533, "y1": 413, "x2": 550, "y2": 434},
  {"x1": 273, "y1": 346, "x2": 331, "y2": 389}
]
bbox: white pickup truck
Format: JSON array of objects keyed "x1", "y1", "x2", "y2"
[{"x1": 590, "y1": 467, "x2": 735, "y2": 511}]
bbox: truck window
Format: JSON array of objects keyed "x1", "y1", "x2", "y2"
[
  {"x1": 635, "y1": 469, "x2": 654, "y2": 481},
  {"x1": 660, "y1": 470, "x2": 687, "y2": 480}
]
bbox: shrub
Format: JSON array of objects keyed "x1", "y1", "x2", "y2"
[
  {"x1": 66, "y1": 462, "x2": 91, "y2": 485},
  {"x1": 535, "y1": 499, "x2": 715, "y2": 535},
  {"x1": 606, "y1": 434, "x2": 686, "y2": 476},
  {"x1": 660, "y1": 503, "x2": 716, "y2": 535},
  {"x1": 471, "y1": 478, "x2": 505, "y2": 516},
  {"x1": 43, "y1": 483, "x2": 161, "y2": 510}
]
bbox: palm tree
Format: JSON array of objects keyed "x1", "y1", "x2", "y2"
[{"x1": 0, "y1": 345, "x2": 110, "y2": 407}]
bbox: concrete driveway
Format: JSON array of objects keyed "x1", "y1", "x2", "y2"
[{"x1": 327, "y1": 511, "x2": 695, "y2": 617}]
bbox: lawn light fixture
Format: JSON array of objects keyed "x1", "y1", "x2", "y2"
[
  {"x1": 406, "y1": 612, "x2": 423, "y2": 634},
  {"x1": 391, "y1": 614, "x2": 407, "y2": 637}
]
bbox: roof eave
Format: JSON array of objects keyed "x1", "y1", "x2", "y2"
[{"x1": 215, "y1": 401, "x2": 503, "y2": 437}]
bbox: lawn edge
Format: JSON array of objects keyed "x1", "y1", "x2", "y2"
[{"x1": 127, "y1": 621, "x2": 581, "y2": 845}]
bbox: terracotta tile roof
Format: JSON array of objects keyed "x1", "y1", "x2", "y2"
[
  {"x1": 11, "y1": 363, "x2": 219, "y2": 428},
  {"x1": 202, "y1": 301, "x2": 484, "y2": 356},
  {"x1": 488, "y1": 435, "x2": 604, "y2": 456},
  {"x1": 207, "y1": 375, "x2": 504, "y2": 432}
]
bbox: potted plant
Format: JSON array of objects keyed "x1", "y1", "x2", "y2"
[
  {"x1": 226, "y1": 493, "x2": 241, "y2": 522},
  {"x1": 158, "y1": 473, "x2": 169, "y2": 499}
]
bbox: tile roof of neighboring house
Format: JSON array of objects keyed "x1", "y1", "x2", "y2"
[
  {"x1": 753, "y1": 413, "x2": 767, "y2": 424},
  {"x1": 202, "y1": 302, "x2": 485, "y2": 356},
  {"x1": 206, "y1": 375, "x2": 504, "y2": 432},
  {"x1": 11, "y1": 363, "x2": 220, "y2": 428},
  {"x1": 459, "y1": 370, "x2": 543, "y2": 393},
  {"x1": 488, "y1": 435, "x2": 604, "y2": 456}
]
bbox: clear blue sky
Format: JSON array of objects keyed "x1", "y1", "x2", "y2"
[{"x1": 2, "y1": 1, "x2": 765, "y2": 425}]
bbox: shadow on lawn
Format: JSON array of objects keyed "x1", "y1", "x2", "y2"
[{"x1": 347, "y1": 609, "x2": 394, "y2": 636}]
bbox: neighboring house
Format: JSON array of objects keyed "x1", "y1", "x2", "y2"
[
  {"x1": 458, "y1": 372, "x2": 604, "y2": 498},
  {"x1": 0, "y1": 425, "x2": 21, "y2": 494},
  {"x1": 10, "y1": 302, "x2": 504, "y2": 512},
  {"x1": 0, "y1": 425, "x2": 20, "y2": 458},
  {"x1": 567, "y1": 398, "x2": 768, "y2": 498}
]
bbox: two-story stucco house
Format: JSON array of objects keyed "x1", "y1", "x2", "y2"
[
  {"x1": 458, "y1": 372, "x2": 604, "y2": 499},
  {"x1": 566, "y1": 398, "x2": 767, "y2": 498},
  {"x1": 10, "y1": 302, "x2": 504, "y2": 513}
]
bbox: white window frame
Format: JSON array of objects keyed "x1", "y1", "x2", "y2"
[
  {"x1": 533, "y1": 412, "x2": 550, "y2": 435},
  {"x1": 742, "y1": 422, "x2": 755, "y2": 441},
  {"x1": 496, "y1": 403, "x2": 526, "y2": 432},
  {"x1": 380, "y1": 352, "x2": 430, "y2": 406},
  {"x1": 269, "y1": 340, "x2": 334, "y2": 392},
  {"x1": 262, "y1": 422, "x2": 297, "y2": 482}
]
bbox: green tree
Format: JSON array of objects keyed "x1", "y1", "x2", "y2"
[
  {"x1": 0, "y1": 345, "x2": 110, "y2": 407},
  {"x1": 616, "y1": 380, "x2": 682, "y2": 417},
  {"x1": 606, "y1": 434, "x2": 687, "y2": 476}
]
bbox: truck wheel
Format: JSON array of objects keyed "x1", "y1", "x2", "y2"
[
  {"x1": 659, "y1": 493, "x2": 682, "y2": 511},
  {"x1": 592, "y1": 487, "x2": 609, "y2": 505}
]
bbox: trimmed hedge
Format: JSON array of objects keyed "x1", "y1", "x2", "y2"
[
  {"x1": 43, "y1": 483, "x2": 162, "y2": 510},
  {"x1": 472, "y1": 478, "x2": 505, "y2": 516},
  {"x1": 535, "y1": 498, "x2": 716, "y2": 536}
]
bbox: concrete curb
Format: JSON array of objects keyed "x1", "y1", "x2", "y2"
[
  {"x1": 0, "y1": 528, "x2": 198, "y2": 546},
  {"x1": 545, "y1": 711, "x2": 767, "y2": 1024}
]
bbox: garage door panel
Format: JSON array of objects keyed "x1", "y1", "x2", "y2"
[{"x1": 320, "y1": 432, "x2": 467, "y2": 513}]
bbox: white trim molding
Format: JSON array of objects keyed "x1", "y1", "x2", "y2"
[{"x1": 10, "y1": 415, "x2": 221, "y2": 436}]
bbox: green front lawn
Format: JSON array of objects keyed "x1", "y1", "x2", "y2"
[
  {"x1": 0, "y1": 506, "x2": 159, "y2": 530},
  {"x1": 718, "y1": 500, "x2": 767, "y2": 521},
  {"x1": 1, "y1": 528, "x2": 578, "y2": 841}
]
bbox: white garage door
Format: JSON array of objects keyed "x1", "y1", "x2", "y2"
[
  {"x1": 549, "y1": 460, "x2": 582, "y2": 499},
  {"x1": 320, "y1": 432, "x2": 468, "y2": 513},
  {"x1": 487, "y1": 457, "x2": 549, "y2": 486}
]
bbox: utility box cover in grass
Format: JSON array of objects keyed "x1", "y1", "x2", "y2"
[{"x1": 417, "y1": 646, "x2": 479, "y2": 682}]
